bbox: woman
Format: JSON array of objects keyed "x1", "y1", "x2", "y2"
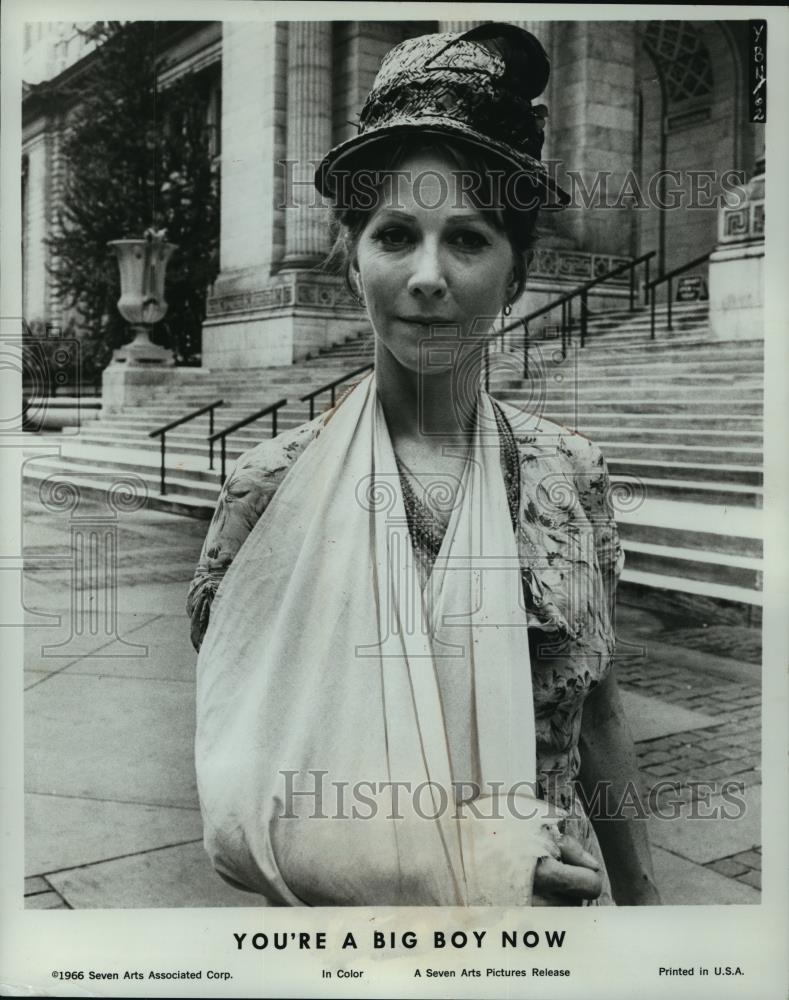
[{"x1": 188, "y1": 23, "x2": 660, "y2": 907}]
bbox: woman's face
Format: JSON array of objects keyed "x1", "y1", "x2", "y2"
[{"x1": 353, "y1": 150, "x2": 517, "y2": 373}]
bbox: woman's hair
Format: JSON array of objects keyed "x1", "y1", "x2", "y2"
[{"x1": 325, "y1": 135, "x2": 540, "y2": 305}]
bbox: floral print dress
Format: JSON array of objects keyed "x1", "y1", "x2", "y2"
[{"x1": 188, "y1": 392, "x2": 624, "y2": 906}]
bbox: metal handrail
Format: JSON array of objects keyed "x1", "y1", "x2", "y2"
[
  {"x1": 300, "y1": 362, "x2": 374, "y2": 420},
  {"x1": 148, "y1": 399, "x2": 224, "y2": 496},
  {"x1": 208, "y1": 398, "x2": 288, "y2": 483},
  {"x1": 486, "y1": 251, "x2": 656, "y2": 386},
  {"x1": 645, "y1": 251, "x2": 711, "y2": 338}
]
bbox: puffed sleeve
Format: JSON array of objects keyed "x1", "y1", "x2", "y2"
[
  {"x1": 567, "y1": 433, "x2": 625, "y2": 620},
  {"x1": 186, "y1": 419, "x2": 320, "y2": 652}
]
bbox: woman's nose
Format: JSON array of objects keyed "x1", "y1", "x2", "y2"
[{"x1": 407, "y1": 242, "x2": 447, "y2": 299}]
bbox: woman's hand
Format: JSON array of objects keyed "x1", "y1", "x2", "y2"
[{"x1": 532, "y1": 834, "x2": 603, "y2": 905}]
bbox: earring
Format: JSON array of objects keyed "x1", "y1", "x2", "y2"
[
  {"x1": 350, "y1": 271, "x2": 364, "y2": 306},
  {"x1": 503, "y1": 303, "x2": 512, "y2": 317}
]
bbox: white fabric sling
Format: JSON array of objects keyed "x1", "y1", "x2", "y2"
[{"x1": 195, "y1": 372, "x2": 562, "y2": 906}]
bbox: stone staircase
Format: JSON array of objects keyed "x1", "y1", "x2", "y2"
[
  {"x1": 489, "y1": 301, "x2": 762, "y2": 624},
  {"x1": 24, "y1": 300, "x2": 763, "y2": 624}
]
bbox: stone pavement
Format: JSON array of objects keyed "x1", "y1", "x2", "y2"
[{"x1": 21, "y1": 485, "x2": 761, "y2": 909}]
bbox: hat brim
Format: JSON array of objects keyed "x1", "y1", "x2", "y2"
[{"x1": 315, "y1": 118, "x2": 571, "y2": 208}]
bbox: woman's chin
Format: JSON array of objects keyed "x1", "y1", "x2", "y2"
[{"x1": 375, "y1": 335, "x2": 454, "y2": 377}]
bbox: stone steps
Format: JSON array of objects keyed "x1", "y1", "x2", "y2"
[
  {"x1": 617, "y1": 517, "x2": 761, "y2": 559},
  {"x1": 615, "y1": 498, "x2": 762, "y2": 623},
  {"x1": 28, "y1": 439, "x2": 764, "y2": 511},
  {"x1": 598, "y1": 443, "x2": 761, "y2": 466},
  {"x1": 24, "y1": 453, "x2": 216, "y2": 518},
  {"x1": 23, "y1": 296, "x2": 764, "y2": 621},
  {"x1": 501, "y1": 384, "x2": 762, "y2": 402},
  {"x1": 618, "y1": 569, "x2": 761, "y2": 627},
  {"x1": 544, "y1": 400, "x2": 762, "y2": 415},
  {"x1": 101, "y1": 410, "x2": 766, "y2": 436},
  {"x1": 495, "y1": 360, "x2": 764, "y2": 380},
  {"x1": 612, "y1": 474, "x2": 761, "y2": 508},
  {"x1": 541, "y1": 413, "x2": 763, "y2": 432},
  {"x1": 622, "y1": 540, "x2": 761, "y2": 590},
  {"x1": 72, "y1": 425, "x2": 766, "y2": 478},
  {"x1": 23, "y1": 444, "x2": 763, "y2": 628},
  {"x1": 85, "y1": 413, "x2": 764, "y2": 448},
  {"x1": 608, "y1": 460, "x2": 761, "y2": 486}
]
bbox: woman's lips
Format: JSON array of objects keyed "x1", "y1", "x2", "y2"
[{"x1": 397, "y1": 315, "x2": 455, "y2": 326}]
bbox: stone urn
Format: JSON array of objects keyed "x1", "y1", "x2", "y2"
[{"x1": 108, "y1": 229, "x2": 178, "y2": 366}]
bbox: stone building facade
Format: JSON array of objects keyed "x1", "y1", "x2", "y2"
[{"x1": 21, "y1": 19, "x2": 763, "y2": 368}]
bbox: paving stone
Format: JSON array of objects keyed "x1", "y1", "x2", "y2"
[
  {"x1": 676, "y1": 730, "x2": 709, "y2": 744},
  {"x1": 677, "y1": 744, "x2": 710, "y2": 759},
  {"x1": 114, "y1": 581, "x2": 199, "y2": 617},
  {"x1": 24, "y1": 610, "x2": 159, "y2": 668},
  {"x1": 651, "y1": 847, "x2": 759, "y2": 905},
  {"x1": 25, "y1": 673, "x2": 198, "y2": 808},
  {"x1": 737, "y1": 869, "x2": 761, "y2": 890},
  {"x1": 729, "y1": 760, "x2": 757, "y2": 776},
  {"x1": 25, "y1": 890, "x2": 69, "y2": 909},
  {"x1": 730, "y1": 849, "x2": 761, "y2": 868},
  {"x1": 620, "y1": 689, "x2": 718, "y2": 743},
  {"x1": 63, "y1": 620, "x2": 197, "y2": 683},
  {"x1": 638, "y1": 749, "x2": 674, "y2": 765},
  {"x1": 25, "y1": 793, "x2": 204, "y2": 877},
  {"x1": 24, "y1": 875, "x2": 50, "y2": 895},
  {"x1": 706, "y1": 857, "x2": 749, "y2": 878},
  {"x1": 24, "y1": 669, "x2": 54, "y2": 689},
  {"x1": 648, "y1": 784, "x2": 761, "y2": 864},
  {"x1": 644, "y1": 763, "x2": 678, "y2": 777},
  {"x1": 697, "y1": 737, "x2": 734, "y2": 751},
  {"x1": 47, "y1": 840, "x2": 259, "y2": 909}
]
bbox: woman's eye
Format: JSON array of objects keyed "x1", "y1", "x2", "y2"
[
  {"x1": 450, "y1": 230, "x2": 489, "y2": 251},
  {"x1": 374, "y1": 226, "x2": 413, "y2": 249}
]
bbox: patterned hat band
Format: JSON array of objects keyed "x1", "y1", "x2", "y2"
[
  {"x1": 359, "y1": 79, "x2": 546, "y2": 162},
  {"x1": 315, "y1": 24, "x2": 570, "y2": 207}
]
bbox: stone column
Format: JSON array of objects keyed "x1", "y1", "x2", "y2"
[
  {"x1": 280, "y1": 21, "x2": 332, "y2": 269},
  {"x1": 549, "y1": 22, "x2": 639, "y2": 255},
  {"x1": 201, "y1": 21, "x2": 292, "y2": 368}
]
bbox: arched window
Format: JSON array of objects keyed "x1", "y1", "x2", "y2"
[{"x1": 643, "y1": 21, "x2": 713, "y2": 105}]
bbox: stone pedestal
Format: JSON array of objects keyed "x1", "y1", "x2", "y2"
[
  {"x1": 708, "y1": 161, "x2": 764, "y2": 341},
  {"x1": 202, "y1": 270, "x2": 366, "y2": 369},
  {"x1": 101, "y1": 366, "x2": 212, "y2": 414},
  {"x1": 708, "y1": 243, "x2": 764, "y2": 341},
  {"x1": 110, "y1": 325, "x2": 175, "y2": 367}
]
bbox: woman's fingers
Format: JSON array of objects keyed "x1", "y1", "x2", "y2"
[
  {"x1": 534, "y1": 855, "x2": 603, "y2": 901},
  {"x1": 557, "y1": 835, "x2": 600, "y2": 872}
]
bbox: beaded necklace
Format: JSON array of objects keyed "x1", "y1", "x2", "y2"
[{"x1": 395, "y1": 401, "x2": 521, "y2": 572}]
